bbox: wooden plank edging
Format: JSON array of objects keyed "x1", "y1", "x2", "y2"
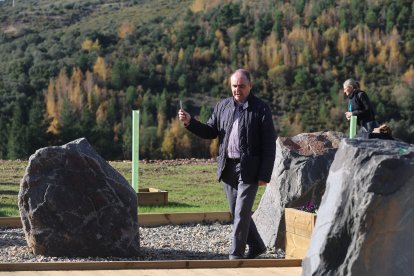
[
  {"x1": 0, "y1": 217, "x2": 21, "y2": 227},
  {"x1": 139, "y1": 211, "x2": 231, "y2": 226},
  {"x1": 0, "y1": 212, "x2": 232, "y2": 228},
  {"x1": 0, "y1": 259, "x2": 302, "y2": 271}
]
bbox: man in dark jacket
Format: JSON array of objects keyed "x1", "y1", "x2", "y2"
[
  {"x1": 178, "y1": 69, "x2": 276, "y2": 260},
  {"x1": 343, "y1": 78, "x2": 378, "y2": 132}
]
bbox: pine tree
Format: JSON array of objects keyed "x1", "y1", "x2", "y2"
[
  {"x1": 79, "y1": 105, "x2": 95, "y2": 139},
  {"x1": 366, "y1": 7, "x2": 378, "y2": 29},
  {"x1": 272, "y1": 10, "x2": 283, "y2": 40},
  {"x1": 57, "y1": 98, "x2": 80, "y2": 143},
  {"x1": 7, "y1": 103, "x2": 28, "y2": 159},
  {"x1": 122, "y1": 115, "x2": 132, "y2": 160},
  {"x1": 199, "y1": 104, "x2": 212, "y2": 122},
  {"x1": 111, "y1": 60, "x2": 128, "y2": 90},
  {"x1": 91, "y1": 120, "x2": 115, "y2": 159},
  {"x1": 386, "y1": 3, "x2": 397, "y2": 33},
  {"x1": 156, "y1": 90, "x2": 168, "y2": 138},
  {"x1": 27, "y1": 98, "x2": 48, "y2": 155},
  {"x1": 0, "y1": 117, "x2": 7, "y2": 159}
]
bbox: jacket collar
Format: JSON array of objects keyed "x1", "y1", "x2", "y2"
[{"x1": 233, "y1": 93, "x2": 253, "y2": 110}]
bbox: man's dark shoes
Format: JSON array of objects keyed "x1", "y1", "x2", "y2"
[{"x1": 245, "y1": 245, "x2": 267, "y2": 259}]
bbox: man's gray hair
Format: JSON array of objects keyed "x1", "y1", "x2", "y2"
[
  {"x1": 343, "y1": 78, "x2": 359, "y2": 89},
  {"x1": 232, "y1": 69, "x2": 251, "y2": 83}
]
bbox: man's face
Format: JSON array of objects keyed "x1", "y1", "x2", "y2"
[
  {"x1": 231, "y1": 73, "x2": 252, "y2": 104},
  {"x1": 343, "y1": 85, "x2": 353, "y2": 97}
]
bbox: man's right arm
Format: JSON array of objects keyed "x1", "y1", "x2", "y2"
[
  {"x1": 186, "y1": 117, "x2": 218, "y2": 139},
  {"x1": 178, "y1": 107, "x2": 218, "y2": 139}
]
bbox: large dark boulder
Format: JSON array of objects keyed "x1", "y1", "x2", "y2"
[
  {"x1": 18, "y1": 138, "x2": 140, "y2": 257},
  {"x1": 302, "y1": 138, "x2": 414, "y2": 276},
  {"x1": 253, "y1": 131, "x2": 343, "y2": 249}
]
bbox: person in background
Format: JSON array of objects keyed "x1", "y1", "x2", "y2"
[
  {"x1": 178, "y1": 69, "x2": 276, "y2": 260},
  {"x1": 343, "y1": 78, "x2": 378, "y2": 133},
  {"x1": 369, "y1": 124, "x2": 394, "y2": 140},
  {"x1": 356, "y1": 123, "x2": 394, "y2": 140}
]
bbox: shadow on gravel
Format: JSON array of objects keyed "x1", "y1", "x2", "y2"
[{"x1": 138, "y1": 247, "x2": 229, "y2": 260}]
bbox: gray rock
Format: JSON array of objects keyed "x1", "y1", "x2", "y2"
[
  {"x1": 18, "y1": 138, "x2": 140, "y2": 257},
  {"x1": 253, "y1": 131, "x2": 343, "y2": 249},
  {"x1": 302, "y1": 138, "x2": 414, "y2": 276}
]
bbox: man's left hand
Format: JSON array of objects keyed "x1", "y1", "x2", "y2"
[{"x1": 258, "y1": 180, "x2": 267, "y2": 186}]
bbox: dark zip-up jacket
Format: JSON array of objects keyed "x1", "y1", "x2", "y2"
[
  {"x1": 186, "y1": 93, "x2": 276, "y2": 184},
  {"x1": 348, "y1": 89, "x2": 375, "y2": 126}
]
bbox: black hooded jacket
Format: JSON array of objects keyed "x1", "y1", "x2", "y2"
[
  {"x1": 348, "y1": 89, "x2": 375, "y2": 126},
  {"x1": 186, "y1": 93, "x2": 276, "y2": 184}
]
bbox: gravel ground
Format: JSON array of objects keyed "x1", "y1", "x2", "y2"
[{"x1": 0, "y1": 223, "x2": 284, "y2": 262}]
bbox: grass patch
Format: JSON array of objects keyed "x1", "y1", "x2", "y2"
[{"x1": 0, "y1": 160, "x2": 266, "y2": 217}]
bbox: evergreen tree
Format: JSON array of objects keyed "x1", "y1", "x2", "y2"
[
  {"x1": 7, "y1": 103, "x2": 28, "y2": 159},
  {"x1": 79, "y1": 105, "x2": 95, "y2": 139},
  {"x1": 127, "y1": 64, "x2": 140, "y2": 87},
  {"x1": 338, "y1": 5, "x2": 349, "y2": 31},
  {"x1": 156, "y1": 90, "x2": 168, "y2": 138},
  {"x1": 293, "y1": 67, "x2": 309, "y2": 89},
  {"x1": 350, "y1": 0, "x2": 366, "y2": 26},
  {"x1": 272, "y1": 10, "x2": 283, "y2": 40},
  {"x1": 107, "y1": 97, "x2": 117, "y2": 125},
  {"x1": 27, "y1": 97, "x2": 48, "y2": 155},
  {"x1": 126, "y1": 86, "x2": 137, "y2": 109},
  {"x1": 141, "y1": 91, "x2": 156, "y2": 127},
  {"x1": 386, "y1": 3, "x2": 397, "y2": 33},
  {"x1": 199, "y1": 104, "x2": 212, "y2": 123},
  {"x1": 111, "y1": 60, "x2": 129, "y2": 90},
  {"x1": 57, "y1": 98, "x2": 80, "y2": 143},
  {"x1": 253, "y1": 17, "x2": 265, "y2": 41},
  {"x1": 91, "y1": 120, "x2": 117, "y2": 159},
  {"x1": 366, "y1": 7, "x2": 378, "y2": 29},
  {"x1": 140, "y1": 126, "x2": 160, "y2": 159},
  {"x1": 0, "y1": 117, "x2": 7, "y2": 159},
  {"x1": 122, "y1": 115, "x2": 132, "y2": 160}
]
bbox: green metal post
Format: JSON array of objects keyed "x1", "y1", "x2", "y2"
[
  {"x1": 350, "y1": 115, "x2": 357, "y2": 138},
  {"x1": 132, "y1": 110, "x2": 140, "y2": 192}
]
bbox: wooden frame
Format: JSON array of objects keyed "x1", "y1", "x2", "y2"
[
  {"x1": 284, "y1": 208, "x2": 317, "y2": 259},
  {"x1": 0, "y1": 259, "x2": 302, "y2": 271},
  {"x1": 0, "y1": 212, "x2": 232, "y2": 228},
  {"x1": 137, "y1": 187, "x2": 168, "y2": 206}
]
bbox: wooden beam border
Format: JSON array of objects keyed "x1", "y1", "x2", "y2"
[
  {"x1": 0, "y1": 212, "x2": 232, "y2": 228},
  {"x1": 0, "y1": 259, "x2": 302, "y2": 271}
]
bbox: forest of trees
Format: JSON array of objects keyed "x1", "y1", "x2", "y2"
[{"x1": 1, "y1": 0, "x2": 414, "y2": 160}]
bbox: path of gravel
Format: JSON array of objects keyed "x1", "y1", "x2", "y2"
[{"x1": 0, "y1": 223, "x2": 284, "y2": 262}]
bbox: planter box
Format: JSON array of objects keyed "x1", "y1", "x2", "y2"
[
  {"x1": 137, "y1": 188, "x2": 168, "y2": 206},
  {"x1": 284, "y1": 208, "x2": 317, "y2": 259}
]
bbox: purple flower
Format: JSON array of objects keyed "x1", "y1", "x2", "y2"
[{"x1": 297, "y1": 201, "x2": 318, "y2": 213}]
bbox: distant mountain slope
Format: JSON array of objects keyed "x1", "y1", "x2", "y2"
[
  {"x1": 0, "y1": 0, "x2": 413, "y2": 161},
  {"x1": 1, "y1": 0, "x2": 192, "y2": 35}
]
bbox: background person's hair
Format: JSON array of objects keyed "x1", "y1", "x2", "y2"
[
  {"x1": 379, "y1": 124, "x2": 392, "y2": 135},
  {"x1": 343, "y1": 78, "x2": 359, "y2": 90}
]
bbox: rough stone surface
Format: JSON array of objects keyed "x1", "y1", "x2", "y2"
[
  {"x1": 18, "y1": 138, "x2": 140, "y2": 257},
  {"x1": 302, "y1": 138, "x2": 414, "y2": 276},
  {"x1": 253, "y1": 131, "x2": 343, "y2": 249}
]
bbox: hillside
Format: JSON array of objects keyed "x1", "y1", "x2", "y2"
[{"x1": 0, "y1": 0, "x2": 413, "y2": 160}]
